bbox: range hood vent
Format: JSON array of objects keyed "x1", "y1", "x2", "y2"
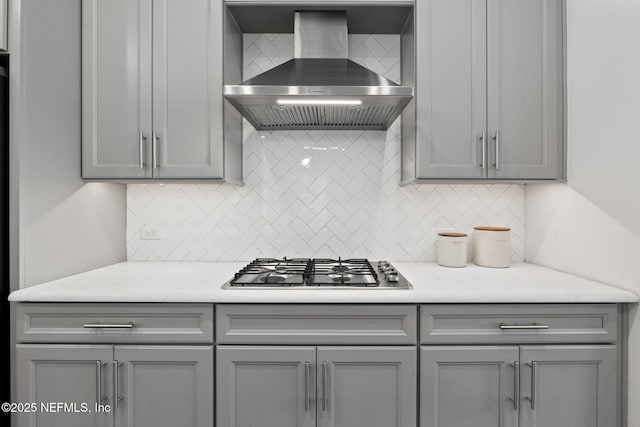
[
  {"x1": 242, "y1": 103, "x2": 400, "y2": 130},
  {"x1": 224, "y1": 11, "x2": 413, "y2": 131}
]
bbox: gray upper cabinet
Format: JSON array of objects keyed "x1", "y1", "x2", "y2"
[
  {"x1": 113, "y1": 345, "x2": 214, "y2": 427},
  {"x1": 317, "y1": 347, "x2": 417, "y2": 427},
  {"x1": 413, "y1": 0, "x2": 488, "y2": 179},
  {"x1": 82, "y1": 0, "x2": 152, "y2": 179},
  {"x1": 217, "y1": 346, "x2": 317, "y2": 427},
  {"x1": 487, "y1": 0, "x2": 564, "y2": 179},
  {"x1": 421, "y1": 346, "x2": 519, "y2": 427},
  {"x1": 152, "y1": 0, "x2": 223, "y2": 179},
  {"x1": 519, "y1": 345, "x2": 617, "y2": 427},
  {"x1": 404, "y1": 0, "x2": 564, "y2": 181},
  {"x1": 16, "y1": 344, "x2": 114, "y2": 427},
  {"x1": 82, "y1": 0, "x2": 242, "y2": 182}
]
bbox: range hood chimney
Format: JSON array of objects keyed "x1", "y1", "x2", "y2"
[{"x1": 224, "y1": 11, "x2": 414, "y2": 130}]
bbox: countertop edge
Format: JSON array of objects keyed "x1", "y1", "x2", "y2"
[{"x1": 8, "y1": 261, "x2": 640, "y2": 304}]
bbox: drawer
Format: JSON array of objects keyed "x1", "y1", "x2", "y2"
[
  {"x1": 16, "y1": 303, "x2": 214, "y2": 344},
  {"x1": 420, "y1": 304, "x2": 618, "y2": 344},
  {"x1": 217, "y1": 304, "x2": 417, "y2": 345}
]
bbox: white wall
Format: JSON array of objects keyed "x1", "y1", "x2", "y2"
[
  {"x1": 11, "y1": 0, "x2": 126, "y2": 288},
  {"x1": 525, "y1": 0, "x2": 640, "y2": 424}
]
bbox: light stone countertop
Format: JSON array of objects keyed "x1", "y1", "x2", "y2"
[{"x1": 8, "y1": 261, "x2": 638, "y2": 303}]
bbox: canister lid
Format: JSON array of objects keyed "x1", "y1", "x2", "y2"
[
  {"x1": 438, "y1": 232, "x2": 468, "y2": 237},
  {"x1": 473, "y1": 227, "x2": 511, "y2": 231}
]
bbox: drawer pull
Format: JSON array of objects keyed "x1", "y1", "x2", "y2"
[
  {"x1": 499, "y1": 323, "x2": 549, "y2": 330},
  {"x1": 83, "y1": 322, "x2": 134, "y2": 329}
]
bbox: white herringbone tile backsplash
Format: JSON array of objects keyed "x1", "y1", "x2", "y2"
[{"x1": 126, "y1": 34, "x2": 525, "y2": 262}]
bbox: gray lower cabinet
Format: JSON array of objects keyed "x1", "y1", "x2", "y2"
[
  {"x1": 317, "y1": 347, "x2": 416, "y2": 427},
  {"x1": 421, "y1": 346, "x2": 519, "y2": 427},
  {"x1": 14, "y1": 304, "x2": 215, "y2": 427},
  {"x1": 405, "y1": 0, "x2": 564, "y2": 181},
  {"x1": 217, "y1": 345, "x2": 417, "y2": 427},
  {"x1": 16, "y1": 344, "x2": 213, "y2": 427},
  {"x1": 519, "y1": 345, "x2": 617, "y2": 427},
  {"x1": 421, "y1": 345, "x2": 618, "y2": 427},
  {"x1": 82, "y1": 0, "x2": 241, "y2": 181},
  {"x1": 113, "y1": 345, "x2": 214, "y2": 427},
  {"x1": 217, "y1": 346, "x2": 316, "y2": 427},
  {"x1": 16, "y1": 344, "x2": 114, "y2": 427}
]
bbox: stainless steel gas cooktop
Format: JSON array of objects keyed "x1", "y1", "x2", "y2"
[{"x1": 222, "y1": 258, "x2": 411, "y2": 289}]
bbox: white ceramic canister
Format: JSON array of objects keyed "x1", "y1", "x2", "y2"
[
  {"x1": 473, "y1": 227, "x2": 511, "y2": 268},
  {"x1": 437, "y1": 232, "x2": 468, "y2": 268}
]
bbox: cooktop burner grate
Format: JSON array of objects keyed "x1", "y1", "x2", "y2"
[
  {"x1": 230, "y1": 258, "x2": 310, "y2": 287},
  {"x1": 225, "y1": 257, "x2": 411, "y2": 289},
  {"x1": 308, "y1": 258, "x2": 379, "y2": 287}
]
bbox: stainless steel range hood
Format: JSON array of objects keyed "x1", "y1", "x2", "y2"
[{"x1": 224, "y1": 11, "x2": 414, "y2": 130}]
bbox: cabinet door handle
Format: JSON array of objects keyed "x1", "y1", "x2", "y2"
[
  {"x1": 509, "y1": 362, "x2": 519, "y2": 410},
  {"x1": 493, "y1": 131, "x2": 500, "y2": 170},
  {"x1": 138, "y1": 131, "x2": 146, "y2": 169},
  {"x1": 304, "y1": 362, "x2": 310, "y2": 412},
  {"x1": 95, "y1": 361, "x2": 106, "y2": 404},
  {"x1": 321, "y1": 362, "x2": 328, "y2": 412},
  {"x1": 480, "y1": 132, "x2": 487, "y2": 169},
  {"x1": 152, "y1": 131, "x2": 159, "y2": 169},
  {"x1": 113, "y1": 361, "x2": 123, "y2": 408},
  {"x1": 83, "y1": 322, "x2": 134, "y2": 329},
  {"x1": 525, "y1": 362, "x2": 537, "y2": 410},
  {"x1": 500, "y1": 323, "x2": 549, "y2": 330}
]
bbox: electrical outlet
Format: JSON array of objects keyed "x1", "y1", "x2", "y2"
[{"x1": 140, "y1": 227, "x2": 161, "y2": 240}]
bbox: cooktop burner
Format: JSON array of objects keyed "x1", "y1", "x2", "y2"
[
  {"x1": 227, "y1": 258, "x2": 308, "y2": 286},
  {"x1": 309, "y1": 258, "x2": 378, "y2": 286},
  {"x1": 223, "y1": 258, "x2": 411, "y2": 289}
]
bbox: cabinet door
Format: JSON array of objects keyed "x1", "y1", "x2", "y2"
[
  {"x1": 316, "y1": 346, "x2": 416, "y2": 427},
  {"x1": 82, "y1": 0, "x2": 153, "y2": 178},
  {"x1": 113, "y1": 345, "x2": 213, "y2": 427},
  {"x1": 420, "y1": 346, "x2": 519, "y2": 427},
  {"x1": 519, "y1": 345, "x2": 617, "y2": 427},
  {"x1": 217, "y1": 346, "x2": 316, "y2": 427},
  {"x1": 487, "y1": 0, "x2": 564, "y2": 179},
  {"x1": 15, "y1": 344, "x2": 113, "y2": 427},
  {"x1": 151, "y1": 0, "x2": 224, "y2": 178},
  {"x1": 415, "y1": 0, "x2": 487, "y2": 179}
]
